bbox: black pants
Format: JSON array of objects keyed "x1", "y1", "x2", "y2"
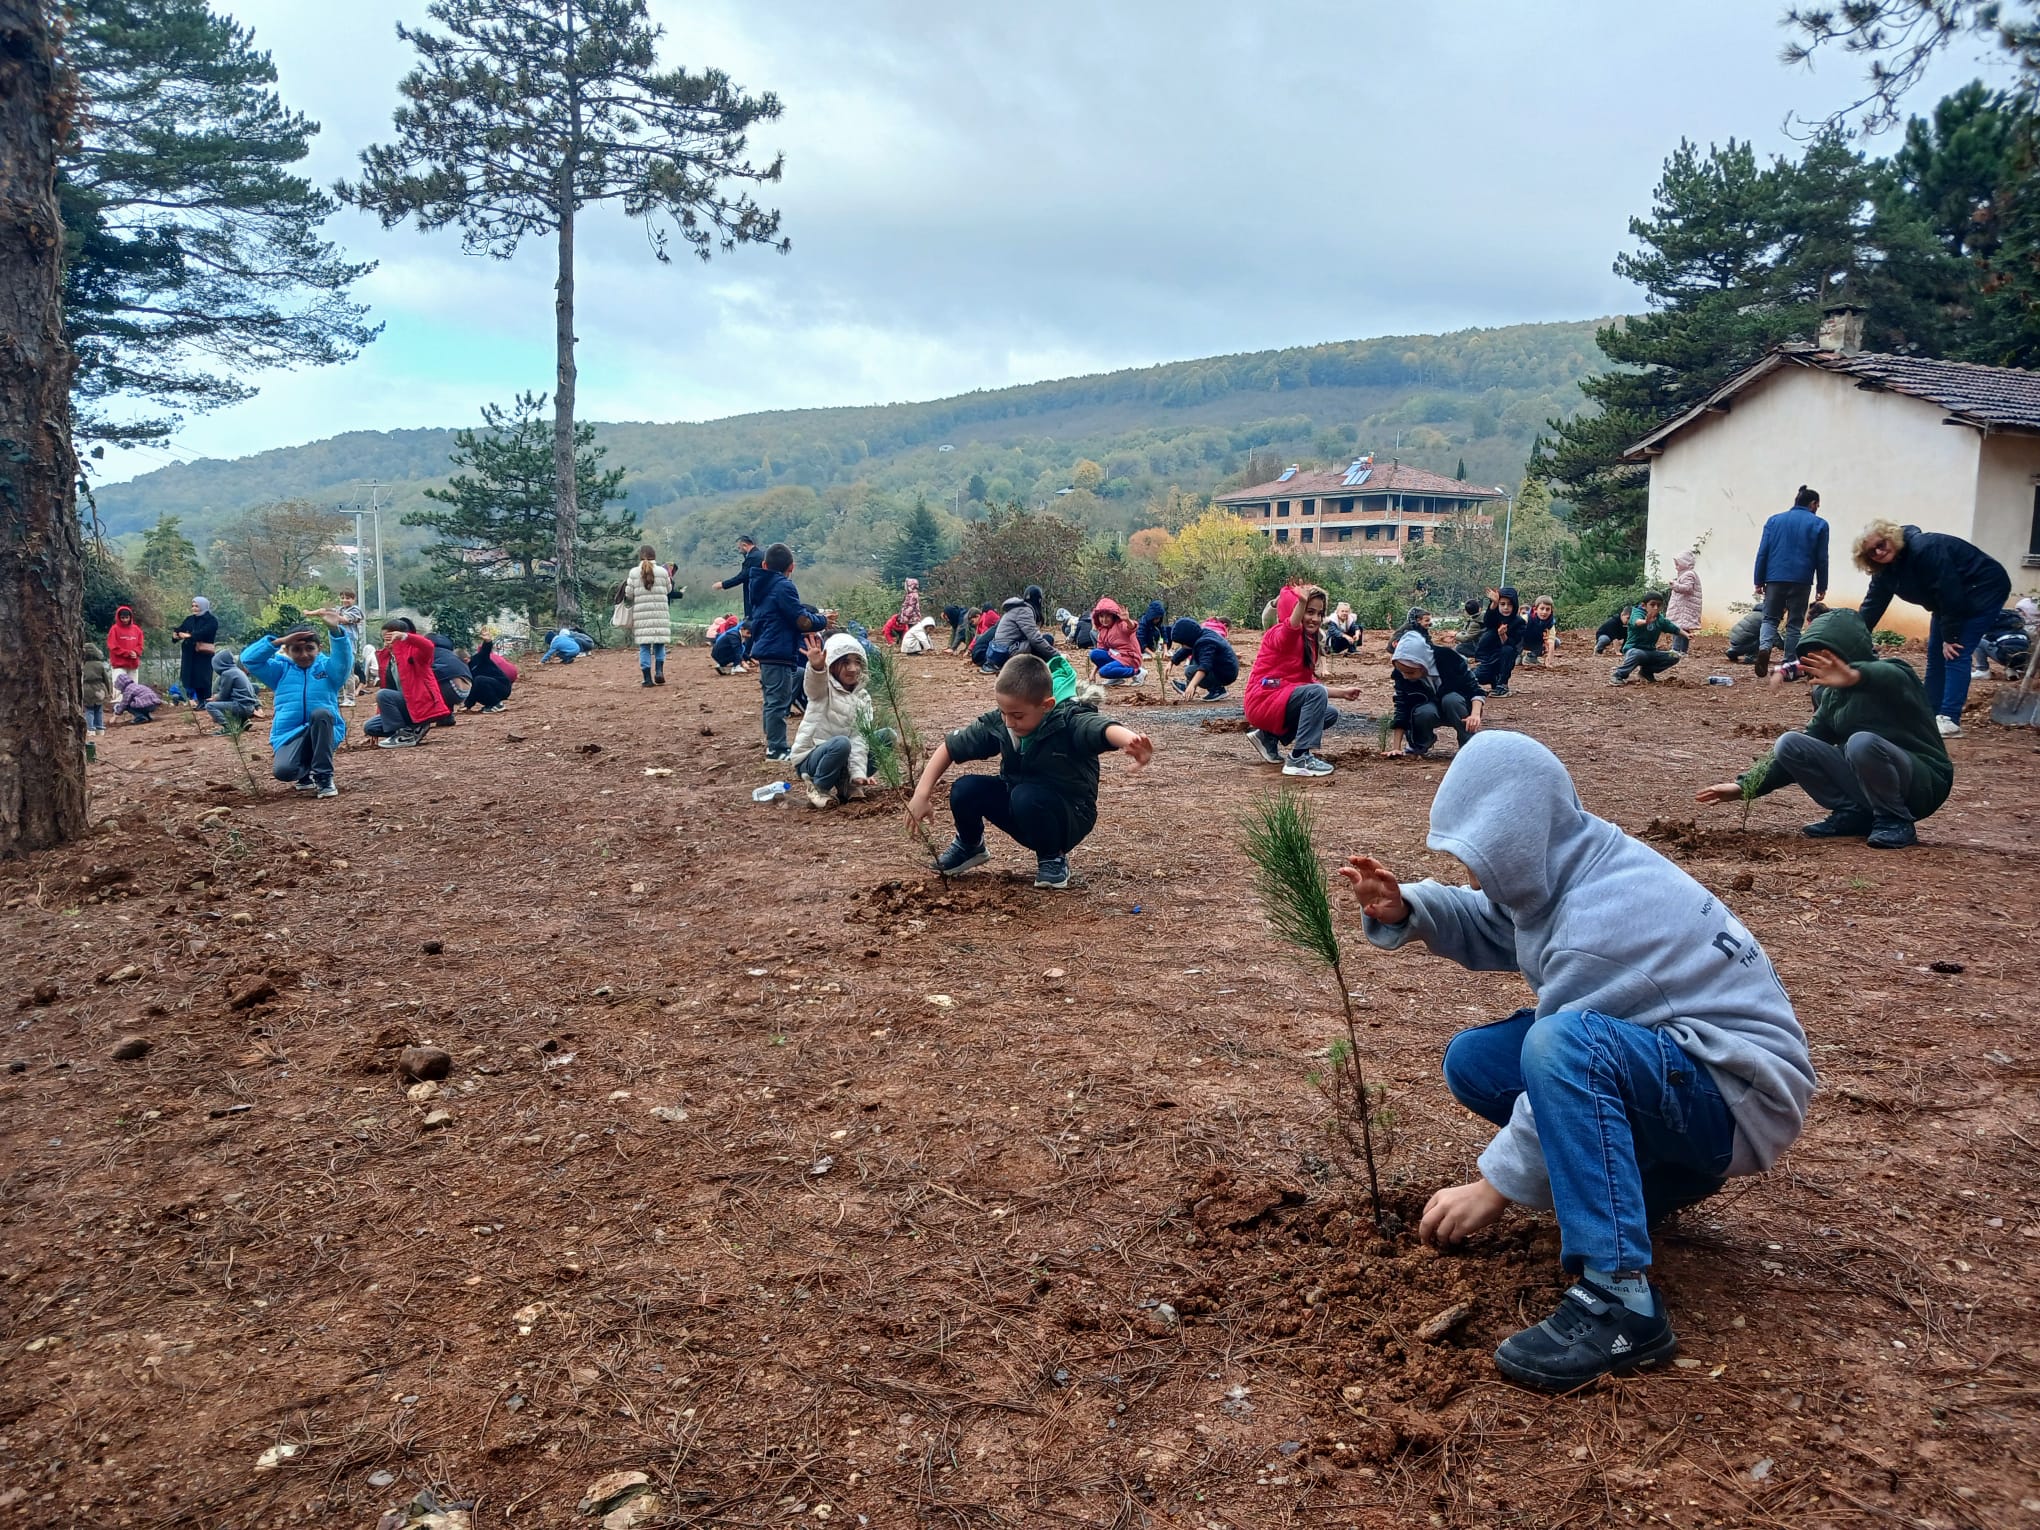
[
  {"x1": 271, "y1": 712, "x2": 337, "y2": 783},
  {"x1": 1408, "y1": 692, "x2": 1472, "y2": 753},
  {"x1": 466, "y1": 673, "x2": 510, "y2": 708},
  {"x1": 949, "y1": 624, "x2": 971, "y2": 652},
  {"x1": 1475, "y1": 643, "x2": 1519, "y2": 687},
  {"x1": 950, "y1": 774, "x2": 1080, "y2": 857},
  {"x1": 1594, "y1": 615, "x2": 1628, "y2": 654},
  {"x1": 970, "y1": 631, "x2": 995, "y2": 668}
]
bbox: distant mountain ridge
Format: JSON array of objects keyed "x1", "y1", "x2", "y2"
[{"x1": 95, "y1": 317, "x2": 1614, "y2": 565}]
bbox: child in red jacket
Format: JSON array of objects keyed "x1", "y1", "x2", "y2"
[
  {"x1": 364, "y1": 618, "x2": 452, "y2": 747},
  {"x1": 1243, "y1": 585, "x2": 1363, "y2": 778},
  {"x1": 1087, "y1": 597, "x2": 1146, "y2": 683}
]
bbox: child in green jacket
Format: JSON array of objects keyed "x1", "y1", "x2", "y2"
[
  {"x1": 906, "y1": 654, "x2": 1153, "y2": 890},
  {"x1": 1696, "y1": 609, "x2": 1951, "y2": 849},
  {"x1": 1609, "y1": 594, "x2": 1683, "y2": 684}
]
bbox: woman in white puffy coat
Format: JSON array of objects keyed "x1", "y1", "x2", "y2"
[{"x1": 626, "y1": 546, "x2": 674, "y2": 685}]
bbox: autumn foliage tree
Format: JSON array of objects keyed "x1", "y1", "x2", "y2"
[
  {"x1": 342, "y1": 0, "x2": 787, "y2": 624},
  {"x1": 208, "y1": 499, "x2": 348, "y2": 606}
]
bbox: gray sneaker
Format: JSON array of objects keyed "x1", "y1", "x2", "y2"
[
  {"x1": 1034, "y1": 855, "x2": 1072, "y2": 889},
  {"x1": 316, "y1": 780, "x2": 339, "y2": 799},
  {"x1": 1282, "y1": 751, "x2": 1334, "y2": 777},
  {"x1": 936, "y1": 838, "x2": 990, "y2": 875},
  {"x1": 1246, "y1": 728, "x2": 1283, "y2": 765}
]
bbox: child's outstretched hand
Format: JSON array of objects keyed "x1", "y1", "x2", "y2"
[
  {"x1": 1420, "y1": 1179, "x2": 1508, "y2": 1247},
  {"x1": 1121, "y1": 732, "x2": 1153, "y2": 767},
  {"x1": 803, "y1": 632, "x2": 827, "y2": 669},
  {"x1": 1694, "y1": 780, "x2": 1740, "y2": 805},
  {"x1": 1336, "y1": 854, "x2": 1409, "y2": 924},
  {"x1": 1338, "y1": 856, "x2": 1403, "y2": 930}
]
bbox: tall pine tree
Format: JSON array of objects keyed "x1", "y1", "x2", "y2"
[
  {"x1": 402, "y1": 392, "x2": 635, "y2": 641},
  {"x1": 881, "y1": 497, "x2": 946, "y2": 586},
  {"x1": 61, "y1": 0, "x2": 378, "y2": 451},
  {"x1": 342, "y1": 0, "x2": 787, "y2": 624}
]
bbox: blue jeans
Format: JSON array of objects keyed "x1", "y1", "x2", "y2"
[
  {"x1": 1089, "y1": 647, "x2": 1140, "y2": 680},
  {"x1": 1442, "y1": 1008, "x2": 1734, "y2": 1274},
  {"x1": 1924, "y1": 607, "x2": 1998, "y2": 720},
  {"x1": 758, "y1": 662, "x2": 800, "y2": 754},
  {"x1": 638, "y1": 642, "x2": 666, "y2": 668},
  {"x1": 85, "y1": 704, "x2": 104, "y2": 732},
  {"x1": 798, "y1": 729, "x2": 895, "y2": 793}
]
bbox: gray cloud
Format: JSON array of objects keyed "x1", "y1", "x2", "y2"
[{"x1": 104, "y1": 0, "x2": 2009, "y2": 478}]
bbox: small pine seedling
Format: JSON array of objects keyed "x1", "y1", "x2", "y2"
[
  {"x1": 857, "y1": 714, "x2": 905, "y2": 789},
  {"x1": 1375, "y1": 714, "x2": 1396, "y2": 754},
  {"x1": 860, "y1": 640, "x2": 924, "y2": 781},
  {"x1": 1739, "y1": 748, "x2": 1774, "y2": 832},
  {"x1": 1241, "y1": 791, "x2": 1387, "y2": 1225},
  {"x1": 217, "y1": 712, "x2": 263, "y2": 795}
]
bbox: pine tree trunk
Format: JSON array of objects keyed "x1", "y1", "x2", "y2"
[
  {"x1": 0, "y1": 3, "x2": 85, "y2": 857},
  {"x1": 551, "y1": 198, "x2": 579, "y2": 625}
]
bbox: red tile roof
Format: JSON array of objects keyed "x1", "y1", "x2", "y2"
[{"x1": 1216, "y1": 460, "x2": 1506, "y2": 504}]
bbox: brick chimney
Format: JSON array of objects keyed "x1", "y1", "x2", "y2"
[{"x1": 1817, "y1": 303, "x2": 1866, "y2": 355}]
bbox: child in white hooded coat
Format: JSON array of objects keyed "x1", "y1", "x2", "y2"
[{"x1": 789, "y1": 632, "x2": 894, "y2": 808}]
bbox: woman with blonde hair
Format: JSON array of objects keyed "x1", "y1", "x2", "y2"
[
  {"x1": 1853, "y1": 520, "x2": 2010, "y2": 736},
  {"x1": 626, "y1": 544, "x2": 675, "y2": 686}
]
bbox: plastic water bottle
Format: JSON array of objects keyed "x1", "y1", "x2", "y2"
[
  {"x1": 751, "y1": 780, "x2": 791, "y2": 803},
  {"x1": 1707, "y1": 674, "x2": 1735, "y2": 686}
]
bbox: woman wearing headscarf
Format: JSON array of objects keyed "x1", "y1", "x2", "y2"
[{"x1": 172, "y1": 596, "x2": 220, "y2": 706}]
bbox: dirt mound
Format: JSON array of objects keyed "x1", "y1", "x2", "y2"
[
  {"x1": 1639, "y1": 815, "x2": 1782, "y2": 860},
  {"x1": 1198, "y1": 715, "x2": 1251, "y2": 733},
  {"x1": 844, "y1": 874, "x2": 1020, "y2": 928}
]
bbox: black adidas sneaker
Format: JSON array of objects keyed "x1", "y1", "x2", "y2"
[{"x1": 1493, "y1": 1279, "x2": 1678, "y2": 1392}]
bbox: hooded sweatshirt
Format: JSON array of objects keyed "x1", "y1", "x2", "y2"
[
  {"x1": 1090, "y1": 597, "x2": 1143, "y2": 669},
  {"x1": 1134, "y1": 600, "x2": 1167, "y2": 654},
  {"x1": 1666, "y1": 553, "x2": 1703, "y2": 629},
  {"x1": 377, "y1": 631, "x2": 452, "y2": 724},
  {"x1": 991, "y1": 592, "x2": 1056, "y2": 660},
  {"x1": 745, "y1": 566, "x2": 825, "y2": 666},
  {"x1": 113, "y1": 675, "x2": 162, "y2": 715},
  {"x1": 1167, "y1": 617, "x2": 1239, "y2": 686},
  {"x1": 1243, "y1": 585, "x2": 1320, "y2": 734},
  {"x1": 899, "y1": 579, "x2": 923, "y2": 626},
  {"x1": 790, "y1": 632, "x2": 877, "y2": 774},
  {"x1": 1389, "y1": 630, "x2": 1484, "y2": 729},
  {"x1": 208, "y1": 649, "x2": 258, "y2": 716},
  {"x1": 106, "y1": 608, "x2": 145, "y2": 669},
  {"x1": 1475, "y1": 587, "x2": 1526, "y2": 658},
  {"x1": 1362, "y1": 732, "x2": 1813, "y2": 1210},
  {"x1": 899, "y1": 616, "x2": 938, "y2": 654},
  {"x1": 1742, "y1": 609, "x2": 1953, "y2": 820},
  {"x1": 81, "y1": 644, "x2": 114, "y2": 707},
  {"x1": 243, "y1": 630, "x2": 353, "y2": 747}
]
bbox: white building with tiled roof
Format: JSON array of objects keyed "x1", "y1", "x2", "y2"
[
  {"x1": 1216, "y1": 457, "x2": 1505, "y2": 563},
  {"x1": 1625, "y1": 311, "x2": 2040, "y2": 633}
]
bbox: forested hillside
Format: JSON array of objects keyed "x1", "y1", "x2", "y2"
[{"x1": 97, "y1": 317, "x2": 1611, "y2": 579}]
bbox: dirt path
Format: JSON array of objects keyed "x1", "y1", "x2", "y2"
[{"x1": 3, "y1": 633, "x2": 2036, "y2": 1529}]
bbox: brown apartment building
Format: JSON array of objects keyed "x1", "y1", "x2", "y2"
[{"x1": 1216, "y1": 457, "x2": 1504, "y2": 562}]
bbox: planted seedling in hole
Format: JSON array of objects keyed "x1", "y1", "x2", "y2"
[
  {"x1": 863, "y1": 640, "x2": 940, "y2": 863},
  {"x1": 217, "y1": 713, "x2": 263, "y2": 795},
  {"x1": 1739, "y1": 749, "x2": 1773, "y2": 833},
  {"x1": 1241, "y1": 791, "x2": 1388, "y2": 1225},
  {"x1": 1376, "y1": 714, "x2": 1396, "y2": 755}
]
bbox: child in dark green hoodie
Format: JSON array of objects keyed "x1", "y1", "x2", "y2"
[
  {"x1": 906, "y1": 654, "x2": 1153, "y2": 889},
  {"x1": 1696, "y1": 608, "x2": 1951, "y2": 849}
]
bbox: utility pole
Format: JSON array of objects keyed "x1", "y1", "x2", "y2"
[{"x1": 356, "y1": 480, "x2": 388, "y2": 617}]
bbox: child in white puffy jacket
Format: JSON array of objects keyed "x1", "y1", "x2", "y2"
[{"x1": 789, "y1": 633, "x2": 893, "y2": 808}]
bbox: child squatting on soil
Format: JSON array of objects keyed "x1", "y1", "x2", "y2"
[
  {"x1": 906, "y1": 653, "x2": 1153, "y2": 891},
  {"x1": 1338, "y1": 732, "x2": 1814, "y2": 1392},
  {"x1": 790, "y1": 632, "x2": 893, "y2": 810},
  {"x1": 241, "y1": 612, "x2": 353, "y2": 797}
]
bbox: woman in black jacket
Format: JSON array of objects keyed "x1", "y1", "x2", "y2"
[
  {"x1": 172, "y1": 596, "x2": 220, "y2": 705},
  {"x1": 1853, "y1": 520, "x2": 2011, "y2": 735}
]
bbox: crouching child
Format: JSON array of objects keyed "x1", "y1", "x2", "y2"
[
  {"x1": 113, "y1": 674, "x2": 162, "y2": 724},
  {"x1": 906, "y1": 654, "x2": 1152, "y2": 890},
  {"x1": 1338, "y1": 732, "x2": 1812, "y2": 1391},
  {"x1": 1167, "y1": 616, "x2": 1239, "y2": 702},
  {"x1": 791, "y1": 633, "x2": 894, "y2": 809},
  {"x1": 203, "y1": 649, "x2": 259, "y2": 733},
  {"x1": 242, "y1": 612, "x2": 353, "y2": 796},
  {"x1": 1385, "y1": 631, "x2": 1485, "y2": 757}
]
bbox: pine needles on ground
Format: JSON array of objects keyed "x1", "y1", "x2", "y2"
[{"x1": 1241, "y1": 791, "x2": 1387, "y2": 1225}]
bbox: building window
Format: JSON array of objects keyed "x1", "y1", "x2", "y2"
[
  {"x1": 1276, "y1": 500, "x2": 1290, "y2": 516},
  {"x1": 1384, "y1": 524, "x2": 1398, "y2": 540},
  {"x1": 1337, "y1": 527, "x2": 1353, "y2": 542},
  {"x1": 1302, "y1": 498, "x2": 1315, "y2": 515},
  {"x1": 2031, "y1": 486, "x2": 2040, "y2": 557},
  {"x1": 1406, "y1": 525, "x2": 1424, "y2": 544},
  {"x1": 1364, "y1": 525, "x2": 1380, "y2": 541},
  {"x1": 1300, "y1": 527, "x2": 1314, "y2": 542},
  {"x1": 1262, "y1": 504, "x2": 1272, "y2": 518},
  {"x1": 1338, "y1": 497, "x2": 1354, "y2": 513},
  {"x1": 1275, "y1": 527, "x2": 1289, "y2": 543}
]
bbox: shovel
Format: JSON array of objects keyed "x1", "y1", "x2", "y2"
[{"x1": 1990, "y1": 651, "x2": 2040, "y2": 727}]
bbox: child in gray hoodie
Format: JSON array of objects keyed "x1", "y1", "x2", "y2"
[
  {"x1": 203, "y1": 649, "x2": 259, "y2": 733},
  {"x1": 1340, "y1": 731, "x2": 1812, "y2": 1392}
]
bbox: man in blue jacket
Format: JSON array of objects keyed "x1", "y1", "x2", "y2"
[
  {"x1": 1751, "y1": 486, "x2": 1829, "y2": 678},
  {"x1": 718, "y1": 534, "x2": 766, "y2": 618},
  {"x1": 242, "y1": 611, "x2": 352, "y2": 798},
  {"x1": 745, "y1": 543, "x2": 828, "y2": 760}
]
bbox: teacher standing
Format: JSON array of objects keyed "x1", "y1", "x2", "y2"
[
  {"x1": 1852, "y1": 520, "x2": 2011, "y2": 737},
  {"x1": 173, "y1": 596, "x2": 220, "y2": 706}
]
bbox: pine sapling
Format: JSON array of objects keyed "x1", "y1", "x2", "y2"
[
  {"x1": 861, "y1": 640, "x2": 924, "y2": 780},
  {"x1": 1739, "y1": 749, "x2": 1773, "y2": 833},
  {"x1": 1241, "y1": 791, "x2": 1386, "y2": 1225},
  {"x1": 856, "y1": 714, "x2": 905, "y2": 789},
  {"x1": 1376, "y1": 713, "x2": 1396, "y2": 755},
  {"x1": 218, "y1": 713, "x2": 263, "y2": 795}
]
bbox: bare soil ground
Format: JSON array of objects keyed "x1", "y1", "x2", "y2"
[{"x1": 4, "y1": 631, "x2": 2038, "y2": 1529}]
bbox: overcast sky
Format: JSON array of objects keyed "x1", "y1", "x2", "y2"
[{"x1": 100, "y1": 0, "x2": 2008, "y2": 482}]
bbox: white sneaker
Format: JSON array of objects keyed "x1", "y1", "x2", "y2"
[
  {"x1": 1935, "y1": 714, "x2": 1962, "y2": 737},
  {"x1": 805, "y1": 782, "x2": 835, "y2": 810}
]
